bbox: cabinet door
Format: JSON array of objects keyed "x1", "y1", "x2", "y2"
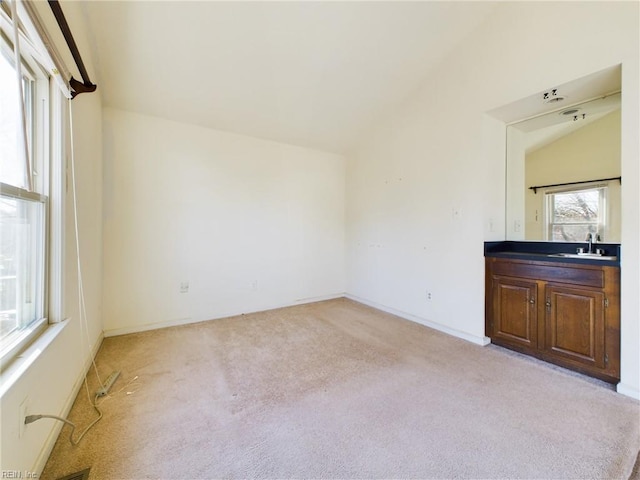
[
  {"x1": 544, "y1": 284, "x2": 605, "y2": 369},
  {"x1": 491, "y1": 276, "x2": 538, "y2": 349}
]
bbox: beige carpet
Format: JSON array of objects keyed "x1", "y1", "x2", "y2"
[{"x1": 42, "y1": 298, "x2": 639, "y2": 479}]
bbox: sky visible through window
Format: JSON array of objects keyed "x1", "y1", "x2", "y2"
[
  {"x1": 0, "y1": 51, "x2": 20, "y2": 340},
  {"x1": 0, "y1": 50, "x2": 21, "y2": 188}
]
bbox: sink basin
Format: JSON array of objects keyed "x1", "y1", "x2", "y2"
[{"x1": 548, "y1": 253, "x2": 617, "y2": 261}]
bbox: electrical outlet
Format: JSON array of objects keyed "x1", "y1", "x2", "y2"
[
  {"x1": 19, "y1": 397, "x2": 29, "y2": 438},
  {"x1": 179, "y1": 281, "x2": 189, "y2": 293},
  {"x1": 426, "y1": 291, "x2": 432, "y2": 301},
  {"x1": 514, "y1": 220, "x2": 521, "y2": 233},
  {"x1": 251, "y1": 280, "x2": 258, "y2": 291}
]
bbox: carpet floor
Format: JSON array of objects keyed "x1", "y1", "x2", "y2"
[{"x1": 42, "y1": 298, "x2": 640, "y2": 479}]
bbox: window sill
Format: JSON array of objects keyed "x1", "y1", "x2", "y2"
[
  {"x1": 0, "y1": 318, "x2": 48, "y2": 368},
  {"x1": 0, "y1": 319, "x2": 69, "y2": 398}
]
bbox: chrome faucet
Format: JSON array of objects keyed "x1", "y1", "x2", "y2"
[
  {"x1": 586, "y1": 233, "x2": 593, "y2": 253},
  {"x1": 585, "y1": 233, "x2": 601, "y2": 254}
]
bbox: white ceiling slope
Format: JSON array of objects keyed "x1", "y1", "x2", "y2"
[{"x1": 81, "y1": 1, "x2": 497, "y2": 154}]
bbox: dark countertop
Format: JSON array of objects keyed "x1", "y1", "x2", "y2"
[{"x1": 485, "y1": 241, "x2": 621, "y2": 267}]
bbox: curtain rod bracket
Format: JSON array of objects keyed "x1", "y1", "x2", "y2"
[{"x1": 69, "y1": 77, "x2": 97, "y2": 99}]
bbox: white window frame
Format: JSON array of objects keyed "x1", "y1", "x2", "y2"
[
  {"x1": 543, "y1": 182, "x2": 609, "y2": 242},
  {"x1": 0, "y1": 2, "x2": 64, "y2": 369}
]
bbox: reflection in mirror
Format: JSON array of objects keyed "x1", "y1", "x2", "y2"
[{"x1": 506, "y1": 93, "x2": 621, "y2": 242}]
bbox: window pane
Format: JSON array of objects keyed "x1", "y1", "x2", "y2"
[
  {"x1": 551, "y1": 190, "x2": 599, "y2": 224},
  {"x1": 0, "y1": 48, "x2": 34, "y2": 190},
  {"x1": 0, "y1": 195, "x2": 45, "y2": 345},
  {"x1": 546, "y1": 186, "x2": 606, "y2": 242},
  {"x1": 551, "y1": 224, "x2": 597, "y2": 242},
  {"x1": 0, "y1": 50, "x2": 22, "y2": 188}
]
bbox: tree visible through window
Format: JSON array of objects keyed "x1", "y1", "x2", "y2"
[{"x1": 546, "y1": 186, "x2": 607, "y2": 242}]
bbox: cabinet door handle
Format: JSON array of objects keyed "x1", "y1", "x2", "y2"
[
  {"x1": 529, "y1": 298, "x2": 535, "y2": 304},
  {"x1": 545, "y1": 300, "x2": 551, "y2": 308}
]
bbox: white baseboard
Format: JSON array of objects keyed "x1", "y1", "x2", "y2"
[
  {"x1": 616, "y1": 382, "x2": 640, "y2": 400},
  {"x1": 294, "y1": 292, "x2": 345, "y2": 304},
  {"x1": 104, "y1": 316, "x2": 199, "y2": 337},
  {"x1": 32, "y1": 330, "x2": 105, "y2": 475},
  {"x1": 345, "y1": 293, "x2": 490, "y2": 346},
  {"x1": 104, "y1": 292, "x2": 346, "y2": 338}
]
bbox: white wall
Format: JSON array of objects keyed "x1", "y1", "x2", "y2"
[
  {"x1": 102, "y1": 108, "x2": 345, "y2": 335},
  {"x1": 506, "y1": 127, "x2": 526, "y2": 240},
  {"x1": 345, "y1": 2, "x2": 639, "y2": 397},
  {"x1": 0, "y1": 2, "x2": 104, "y2": 474}
]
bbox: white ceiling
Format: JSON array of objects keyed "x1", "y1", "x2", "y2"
[{"x1": 80, "y1": 1, "x2": 497, "y2": 154}]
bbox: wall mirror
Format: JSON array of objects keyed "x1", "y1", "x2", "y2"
[{"x1": 505, "y1": 75, "x2": 621, "y2": 243}]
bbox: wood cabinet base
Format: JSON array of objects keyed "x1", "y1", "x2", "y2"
[
  {"x1": 491, "y1": 337, "x2": 619, "y2": 384},
  {"x1": 486, "y1": 257, "x2": 620, "y2": 383}
]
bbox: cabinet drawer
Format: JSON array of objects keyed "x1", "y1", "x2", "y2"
[{"x1": 490, "y1": 261, "x2": 604, "y2": 288}]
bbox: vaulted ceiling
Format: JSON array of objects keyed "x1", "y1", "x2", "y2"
[{"x1": 80, "y1": 1, "x2": 497, "y2": 154}]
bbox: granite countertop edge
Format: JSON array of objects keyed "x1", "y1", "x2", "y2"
[{"x1": 484, "y1": 241, "x2": 621, "y2": 267}]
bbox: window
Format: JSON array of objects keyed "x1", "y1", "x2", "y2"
[
  {"x1": 0, "y1": 19, "x2": 53, "y2": 362},
  {"x1": 545, "y1": 185, "x2": 608, "y2": 242}
]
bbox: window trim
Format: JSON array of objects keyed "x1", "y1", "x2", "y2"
[
  {"x1": 0, "y1": 182, "x2": 47, "y2": 203},
  {"x1": 47, "y1": 79, "x2": 65, "y2": 324},
  {"x1": 0, "y1": 318, "x2": 47, "y2": 366}
]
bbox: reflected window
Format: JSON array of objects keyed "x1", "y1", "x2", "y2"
[{"x1": 545, "y1": 186, "x2": 607, "y2": 242}]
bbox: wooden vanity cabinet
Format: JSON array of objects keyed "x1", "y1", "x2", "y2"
[{"x1": 485, "y1": 257, "x2": 620, "y2": 383}]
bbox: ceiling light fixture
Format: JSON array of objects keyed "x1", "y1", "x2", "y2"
[{"x1": 543, "y1": 89, "x2": 565, "y2": 104}]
